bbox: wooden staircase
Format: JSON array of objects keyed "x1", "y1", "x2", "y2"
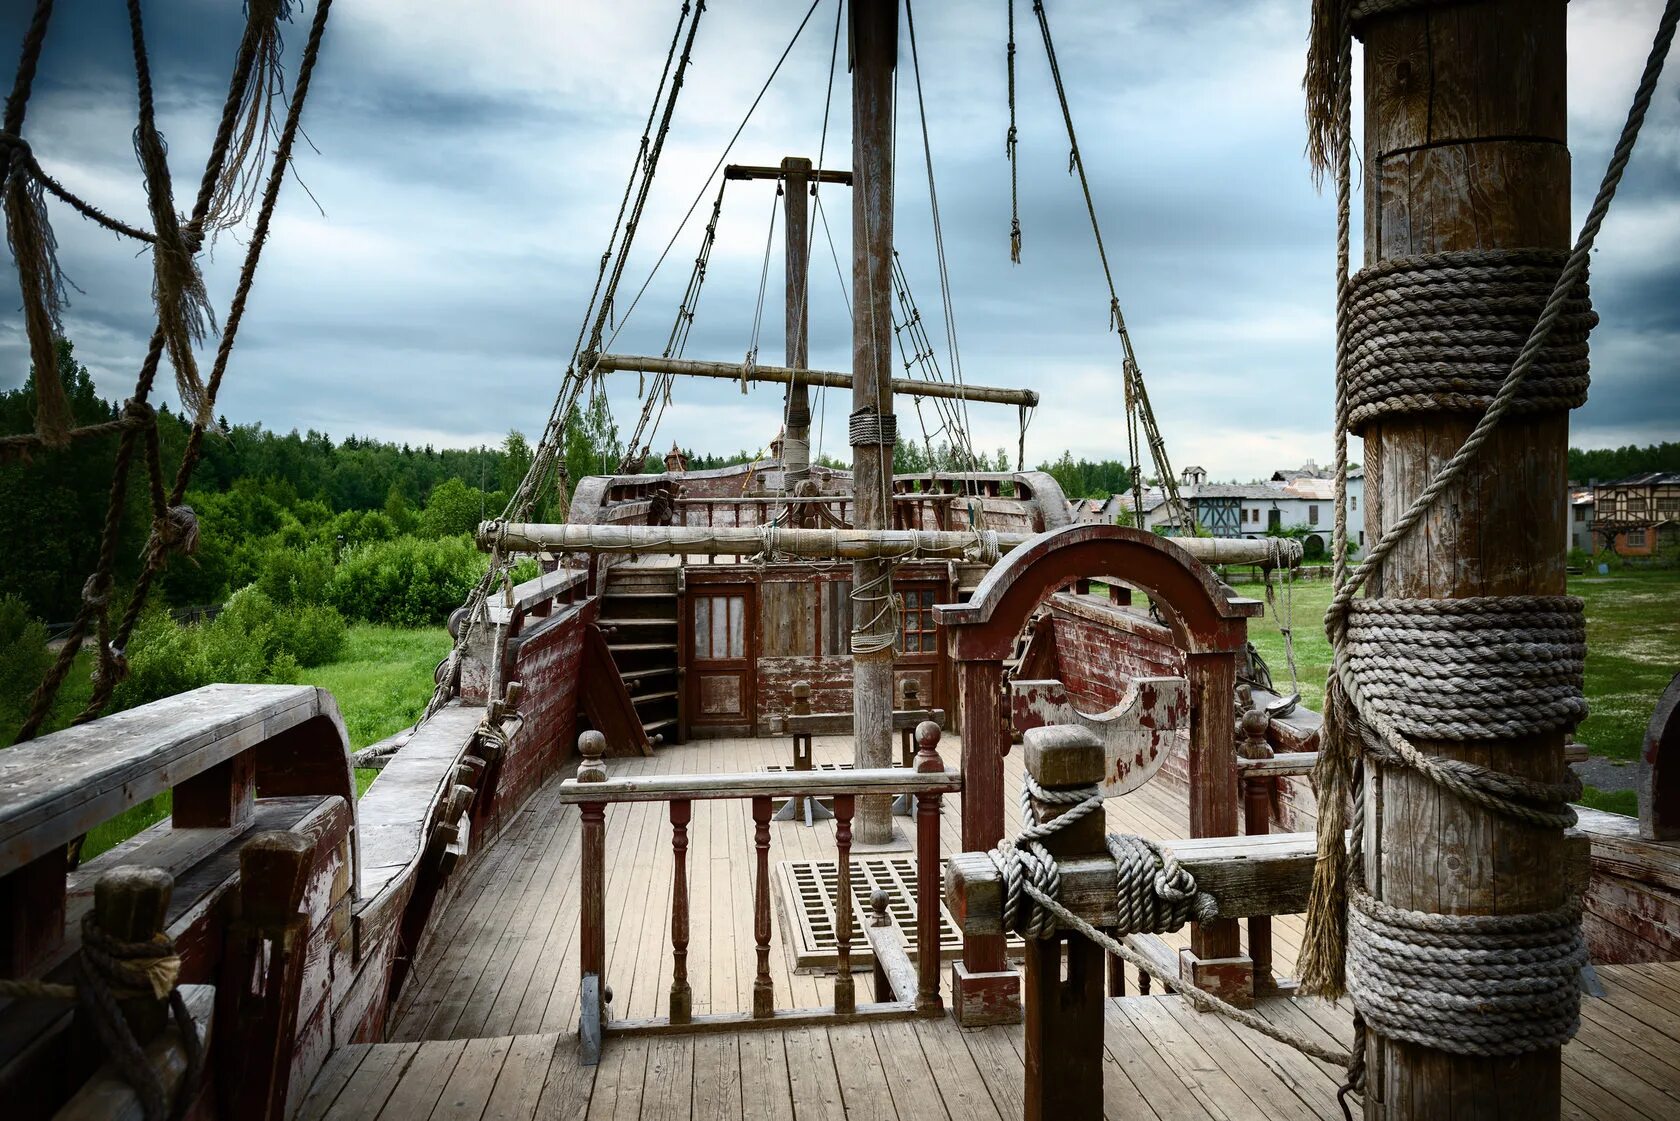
[{"x1": 599, "y1": 566, "x2": 681, "y2": 745}]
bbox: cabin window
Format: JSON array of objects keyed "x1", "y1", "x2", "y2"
[
  {"x1": 899, "y1": 588, "x2": 939, "y2": 653},
  {"x1": 1575, "y1": 506, "x2": 1588, "y2": 522},
  {"x1": 1267, "y1": 509, "x2": 1281, "y2": 531},
  {"x1": 1309, "y1": 504, "x2": 1320, "y2": 524},
  {"x1": 693, "y1": 594, "x2": 747, "y2": 659},
  {"x1": 1628, "y1": 529, "x2": 1647, "y2": 548},
  {"x1": 1350, "y1": 495, "x2": 1358, "y2": 512}
]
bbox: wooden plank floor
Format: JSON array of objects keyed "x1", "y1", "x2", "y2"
[
  {"x1": 388, "y1": 733, "x2": 1297, "y2": 1040},
  {"x1": 300, "y1": 962, "x2": 1680, "y2": 1120}
]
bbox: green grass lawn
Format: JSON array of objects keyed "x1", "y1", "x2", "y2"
[
  {"x1": 1223, "y1": 568, "x2": 1680, "y2": 816},
  {"x1": 76, "y1": 624, "x2": 450, "y2": 860}
]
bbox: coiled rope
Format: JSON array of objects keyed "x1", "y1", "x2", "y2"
[{"x1": 984, "y1": 773, "x2": 1349, "y2": 1068}]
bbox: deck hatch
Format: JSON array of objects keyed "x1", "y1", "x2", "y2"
[{"x1": 774, "y1": 856, "x2": 1022, "y2": 971}]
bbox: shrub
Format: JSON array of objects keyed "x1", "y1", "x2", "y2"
[
  {"x1": 329, "y1": 534, "x2": 485, "y2": 627},
  {"x1": 0, "y1": 595, "x2": 51, "y2": 727},
  {"x1": 115, "y1": 606, "x2": 213, "y2": 711},
  {"x1": 254, "y1": 542, "x2": 336, "y2": 607},
  {"x1": 217, "y1": 585, "x2": 348, "y2": 668}
]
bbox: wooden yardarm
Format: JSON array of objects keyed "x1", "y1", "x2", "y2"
[{"x1": 1358, "y1": 3, "x2": 1573, "y2": 1116}]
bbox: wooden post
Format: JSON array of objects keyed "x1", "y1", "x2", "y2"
[
  {"x1": 1358, "y1": 4, "x2": 1572, "y2": 1116},
  {"x1": 870, "y1": 888, "x2": 895, "y2": 1002},
  {"x1": 899, "y1": 679, "x2": 920, "y2": 766},
  {"x1": 223, "y1": 831, "x2": 313, "y2": 1121},
  {"x1": 1238, "y1": 708, "x2": 1276, "y2": 994},
  {"x1": 1021, "y1": 726, "x2": 1106, "y2": 1121},
  {"x1": 669, "y1": 799, "x2": 692, "y2": 1024},
  {"x1": 792, "y1": 682, "x2": 815, "y2": 821},
  {"x1": 76, "y1": 866, "x2": 174, "y2": 1076},
  {"x1": 850, "y1": 0, "x2": 899, "y2": 847},
  {"x1": 782, "y1": 155, "x2": 812, "y2": 490},
  {"x1": 833, "y1": 794, "x2": 856, "y2": 1013},
  {"x1": 751, "y1": 795, "x2": 775, "y2": 1016},
  {"x1": 1179, "y1": 650, "x2": 1252, "y2": 1005},
  {"x1": 576, "y1": 731, "x2": 608, "y2": 1063},
  {"x1": 913, "y1": 721, "x2": 944, "y2": 1013},
  {"x1": 951, "y1": 656, "x2": 1020, "y2": 1024}
]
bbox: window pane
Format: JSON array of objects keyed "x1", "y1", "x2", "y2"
[{"x1": 694, "y1": 598, "x2": 711, "y2": 659}]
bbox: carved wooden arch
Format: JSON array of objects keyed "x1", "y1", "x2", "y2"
[{"x1": 935, "y1": 523, "x2": 1261, "y2": 660}]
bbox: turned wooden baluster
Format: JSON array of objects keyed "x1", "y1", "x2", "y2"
[
  {"x1": 577, "y1": 731, "x2": 609, "y2": 1063},
  {"x1": 913, "y1": 720, "x2": 944, "y2": 1012},
  {"x1": 752, "y1": 795, "x2": 774, "y2": 1017},
  {"x1": 669, "y1": 798, "x2": 693, "y2": 1023},
  {"x1": 833, "y1": 794, "x2": 856, "y2": 1013},
  {"x1": 1237, "y1": 708, "x2": 1276, "y2": 993}
]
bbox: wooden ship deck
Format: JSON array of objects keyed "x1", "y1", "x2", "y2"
[
  {"x1": 296, "y1": 737, "x2": 1680, "y2": 1121},
  {"x1": 6, "y1": 1, "x2": 1680, "y2": 1120}
]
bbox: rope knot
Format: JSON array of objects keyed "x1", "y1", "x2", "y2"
[
  {"x1": 82, "y1": 574, "x2": 114, "y2": 609},
  {"x1": 148, "y1": 504, "x2": 200, "y2": 560}
]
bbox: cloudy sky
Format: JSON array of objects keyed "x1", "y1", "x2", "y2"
[{"x1": 2, "y1": 0, "x2": 1676, "y2": 481}]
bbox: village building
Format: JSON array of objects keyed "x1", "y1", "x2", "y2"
[
  {"x1": 1071, "y1": 461, "x2": 1366, "y2": 557},
  {"x1": 1589, "y1": 471, "x2": 1680, "y2": 557}
]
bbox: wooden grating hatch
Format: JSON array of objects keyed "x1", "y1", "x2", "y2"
[{"x1": 774, "y1": 856, "x2": 1022, "y2": 971}]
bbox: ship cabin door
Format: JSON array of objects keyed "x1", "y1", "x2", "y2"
[
  {"x1": 687, "y1": 587, "x2": 756, "y2": 735},
  {"x1": 893, "y1": 582, "x2": 943, "y2": 712}
]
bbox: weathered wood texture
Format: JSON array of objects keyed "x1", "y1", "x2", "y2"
[
  {"x1": 296, "y1": 962, "x2": 1680, "y2": 1121},
  {"x1": 0, "y1": 684, "x2": 351, "y2": 880},
  {"x1": 1573, "y1": 807, "x2": 1680, "y2": 963},
  {"x1": 1359, "y1": 2, "x2": 1573, "y2": 1116}
]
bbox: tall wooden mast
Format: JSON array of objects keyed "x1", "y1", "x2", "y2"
[
  {"x1": 781, "y1": 155, "x2": 813, "y2": 489},
  {"x1": 1358, "y1": 3, "x2": 1572, "y2": 1116},
  {"x1": 849, "y1": 0, "x2": 899, "y2": 846}
]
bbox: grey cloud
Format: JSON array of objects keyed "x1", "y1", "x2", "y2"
[{"x1": 1, "y1": 0, "x2": 1675, "y2": 475}]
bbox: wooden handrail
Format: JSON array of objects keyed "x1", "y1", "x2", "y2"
[
  {"x1": 570, "y1": 724, "x2": 951, "y2": 1060},
  {"x1": 556, "y1": 766, "x2": 961, "y2": 804}
]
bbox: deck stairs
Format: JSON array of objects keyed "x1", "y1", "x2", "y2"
[{"x1": 599, "y1": 566, "x2": 681, "y2": 745}]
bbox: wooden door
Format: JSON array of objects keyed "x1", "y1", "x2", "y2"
[{"x1": 688, "y1": 589, "x2": 755, "y2": 731}]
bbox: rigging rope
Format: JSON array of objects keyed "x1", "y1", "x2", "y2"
[
  {"x1": 1005, "y1": 0, "x2": 1021, "y2": 262},
  {"x1": 1026, "y1": 1, "x2": 1193, "y2": 535},
  {"x1": 14, "y1": 0, "x2": 325, "y2": 743}
]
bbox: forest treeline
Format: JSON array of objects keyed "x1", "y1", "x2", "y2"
[{"x1": 6, "y1": 341, "x2": 1673, "y2": 628}]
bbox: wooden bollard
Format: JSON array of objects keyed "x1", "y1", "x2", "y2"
[
  {"x1": 75, "y1": 866, "x2": 174, "y2": 1079},
  {"x1": 1020, "y1": 725, "x2": 1107, "y2": 1121},
  {"x1": 912, "y1": 721, "x2": 944, "y2": 1013},
  {"x1": 226, "y1": 831, "x2": 314, "y2": 1121},
  {"x1": 899, "y1": 679, "x2": 921, "y2": 766}
]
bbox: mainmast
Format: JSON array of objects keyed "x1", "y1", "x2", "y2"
[
  {"x1": 849, "y1": 0, "x2": 899, "y2": 846},
  {"x1": 781, "y1": 154, "x2": 814, "y2": 490}
]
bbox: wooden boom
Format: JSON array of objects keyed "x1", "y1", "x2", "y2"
[
  {"x1": 479, "y1": 521, "x2": 1303, "y2": 566},
  {"x1": 590, "y1": 353, "x2": 1040, "y2": 408}
]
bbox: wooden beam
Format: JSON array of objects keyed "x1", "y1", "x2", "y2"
[
  {"x1": 590, "y1": 353, "x2": 1040, "y2": 407},
  {"x1": 479, "y1": 521, "x2": 1304, "y2": 566},
  {"x1": 724, "y1": 163, "x2": 852, "y2": 185},
  {"x1": 782, "y1": 155, "x2": 813, "y2": 489},
  {"x1": 944, "y1": 831, "x2": 1327, "y2": 937},
  {"x1": 554, "y1": 764, "x2": 960, "y2": 805}
]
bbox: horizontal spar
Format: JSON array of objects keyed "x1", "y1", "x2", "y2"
[
  {"x1": 591, "y1": 353, "x2": 1040, "y2": 408},
  {"x1": 479, "y1": 521, "x2": 1304, "y2": 566}
]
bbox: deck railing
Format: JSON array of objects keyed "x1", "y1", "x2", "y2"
[{"x1": 557, "y1": 725, "x2": 960, "y2": 1061}]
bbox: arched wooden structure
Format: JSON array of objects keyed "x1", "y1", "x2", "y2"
[
  {"x1": 1642, "y1": 671, "x2": 1680, "y2": 841},
  {"x1": 935, "y1": 523, "x2": 1263, "y2": 1023}
]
